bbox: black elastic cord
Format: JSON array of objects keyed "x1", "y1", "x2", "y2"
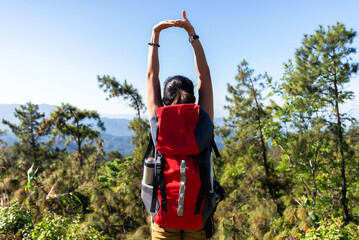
[
  {"x1": 211, "y1": 138, "x2": 220, "y2": 158},
  {"x1": 143, "y1": 133, "x2": 153, "y2": 160}
]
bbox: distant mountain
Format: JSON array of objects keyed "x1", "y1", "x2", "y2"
[
  {"x1": 101, "y1": 118, "x2": 132, "y2": 137},
  {"x1": 0, "y1": 103, "x2": 134, "y2": 155},
  {"x1": 0, "y1": 103, "x2": 224, "y2": 155},
  {"x1": 100, "y1": 133, "x2": 133, "y2": 156},
  {"x1": 0, "y1": 103, "x2": 56, "y2": 126}
]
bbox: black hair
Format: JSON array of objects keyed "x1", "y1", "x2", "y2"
[{"x1": 162, "y1": 75, "x2": 195, "y2": 106}]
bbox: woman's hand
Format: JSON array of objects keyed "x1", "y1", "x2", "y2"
[
  {"x1": 153, "y1": 20, "x2": 177, "y2": 34},
  {"x1": 174, "y1": 10, "x2": 196, "y2": 36}
]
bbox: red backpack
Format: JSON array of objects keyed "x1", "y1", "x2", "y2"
[{"x1": 141, "y1": 104, "x2": 226, "y2": 238}]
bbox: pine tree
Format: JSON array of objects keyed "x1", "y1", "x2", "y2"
[
  {"x1": 2, "y1": 102, "x2": 47, "y2": 169},
  {"x1": 97, "y1": 75, "x2": 150, "y2": 236},
  {"x1": 218, "y1": 60, "x2": 282, "y2": 238},
  {"x1": 0, "y1": 129, "x2": 6, "y2": 145},
  {"x1": 279, "y1": 23, "x2": 358, "y2": 222},
  {"x1": 343, "y1": 123, "x2": 359, "y2": 216},
  {"x1": 39, "y1": 103, "x2": 105, "y2": 168},
  {"x1": 223, "y1": 60, "x2": 277, "y2": 199},
  {"x1": 98, "y1": 75, "x2": 145, "y2": 119},
  {"x1": 270, "y1": 58, "x2": 329, "y2": 217}
]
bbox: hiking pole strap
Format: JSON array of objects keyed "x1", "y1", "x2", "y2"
[{"x1": 211, "y1": 138, "x2": 221, "y2": 158}]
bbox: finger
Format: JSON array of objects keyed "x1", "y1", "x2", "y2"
[
  {"x1": 182, "y1": 10, "x2": 187, "y2": 20},
  {"x1": 162, "y1": 20, "x2": 176, "y2": 26}
]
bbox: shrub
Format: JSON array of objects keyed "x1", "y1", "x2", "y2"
[
  {"x1": 303, "y1": 216, "x2": 359, "y2": 240},
  {"x1": 0, "y1": 205, "x2": 33, "y2": 239},
  {"x1": 31, "y1": 213, "x2": 107, "y2": 240}
]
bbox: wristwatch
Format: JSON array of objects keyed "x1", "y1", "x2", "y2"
[{"x1": 189, "y1": 35, "x2": 199, "y2": 43}]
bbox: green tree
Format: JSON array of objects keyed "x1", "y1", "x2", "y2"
[
  {"x1": 0, "y1": 129, "x2": 6, "y2": 145},
  {"x1": 39, "y1": 103, "x2": 105, "y2": 168},
  {"x1": 270, "y1": 58, "x2": 330, "y2": 217},
  {"x1": 2, "y1": 102, "x2": 47, "y2": 169},
  {"x1": 279, "y1": 22, "x2": 358, "y2": 222},
  {"x1": 106, "y1": 150, "x2": 123, "y2": 162},
  {"x1": 344, "y1": 123, "x2": 359, "y2": 217},
  {"x1": 98, "y1": 75, "x2": 145, "y2": 119},
  {"x1": 97, "y1": 75, "x2": 150, "y2": 236},
  {"x1": 217, "y1": 60, "x2": 283, "y2": 239},
  {"x1": 223, "y1": 60, "x2": 278, "y2": 199}
]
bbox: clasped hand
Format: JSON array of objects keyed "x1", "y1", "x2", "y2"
[{"x1": 153, "y1": 10, "x2": 196, "y2": 36}]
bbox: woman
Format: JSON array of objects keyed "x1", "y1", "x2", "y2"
[
  {"x1": 146, "y1": 10, "x2": 214, "y2": 239},
  {"x1": 147, "y1": 10, "x2": 213, "y2": 121}
]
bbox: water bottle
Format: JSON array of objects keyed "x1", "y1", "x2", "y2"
[{"x1": 142, "y1": 157, "x2": 154, "y2": 186}]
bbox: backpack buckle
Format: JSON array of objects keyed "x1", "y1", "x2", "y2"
[{"x1": 155, "y1": 153, "x2": 162, "y2": 175}]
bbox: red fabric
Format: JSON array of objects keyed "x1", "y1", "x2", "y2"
[
  {"x1": 154, "y1": 205, "x2": 204, "y2": 230},
  {"x1": 156, "y1": 104, "x2": 200, "y2": 156},
  {"x1": 154, "y1": 104, "x2": 205, "y2": 229},
  {"x1": 154, "y1": 155, "x2": 204, "y2": 229}
]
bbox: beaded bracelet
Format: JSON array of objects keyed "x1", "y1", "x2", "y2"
[{"x1": 148, "y1": 42, "x2": 160, "y2": 47}]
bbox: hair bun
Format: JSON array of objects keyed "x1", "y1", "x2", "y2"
[
  {"x1": 162, "y1": 75, "x2": 195, "y2": 106},
  {"x1": 178, "y1": 90, "x2": 195, "y2": 105}
]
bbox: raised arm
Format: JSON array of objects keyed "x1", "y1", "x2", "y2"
[
  {"x1": 147, "y1": 20, "x2": 176, "y2": 119},
  {"x1": 175, "y1": 11, "x2": 214, "y2": 121}
]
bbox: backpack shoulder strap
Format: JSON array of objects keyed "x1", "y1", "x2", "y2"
[
  {"x1": 148, "y1": 110, "x2": 167, "y2": 213},
  {"x1": 194, "y1": 138, "x2": 221, "y2": 214}
]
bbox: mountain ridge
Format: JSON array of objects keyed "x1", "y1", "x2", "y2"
[{"x1": 0, "y1": 103, "x2": 224, "y2": 155}]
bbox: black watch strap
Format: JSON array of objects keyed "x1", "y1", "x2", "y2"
[{"x1": 189, "y1": 35, "x2": 199, "y2": 43}]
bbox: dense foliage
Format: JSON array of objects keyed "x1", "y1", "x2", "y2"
[{"x1": 1, "y1": 22, "x2": 358, "y2": 239}]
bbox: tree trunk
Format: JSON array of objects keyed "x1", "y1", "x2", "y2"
[
  {"x1": 78, "y1": 141, "x2": 83, "y2": 167},
  {"x1": 258, "y1": 118, "x2": 269, "y2": 177},
  {"x1": 334, "y1": 74, "x2": 350, "y2": 222},
  {"x1": 254, "y1": 96, "x2": 270, "y2": 177},
  {"x1": 309, "y1": 137, "x2": 321, "y2": 212},
  {"x1": 75, "y1": 119, "x2": 83, "y2": 167},
  {"x1": 253, "y1": 95, "x2": 279, "y2": 211}
]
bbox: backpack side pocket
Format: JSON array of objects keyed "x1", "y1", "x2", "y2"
[{"x1": 141, "y1": 183, "x2": 158, "y2": 218}]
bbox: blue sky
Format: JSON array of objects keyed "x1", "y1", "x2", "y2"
[{"x1": 1, "y1": 0, "x2": 358, "y2": 119}]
